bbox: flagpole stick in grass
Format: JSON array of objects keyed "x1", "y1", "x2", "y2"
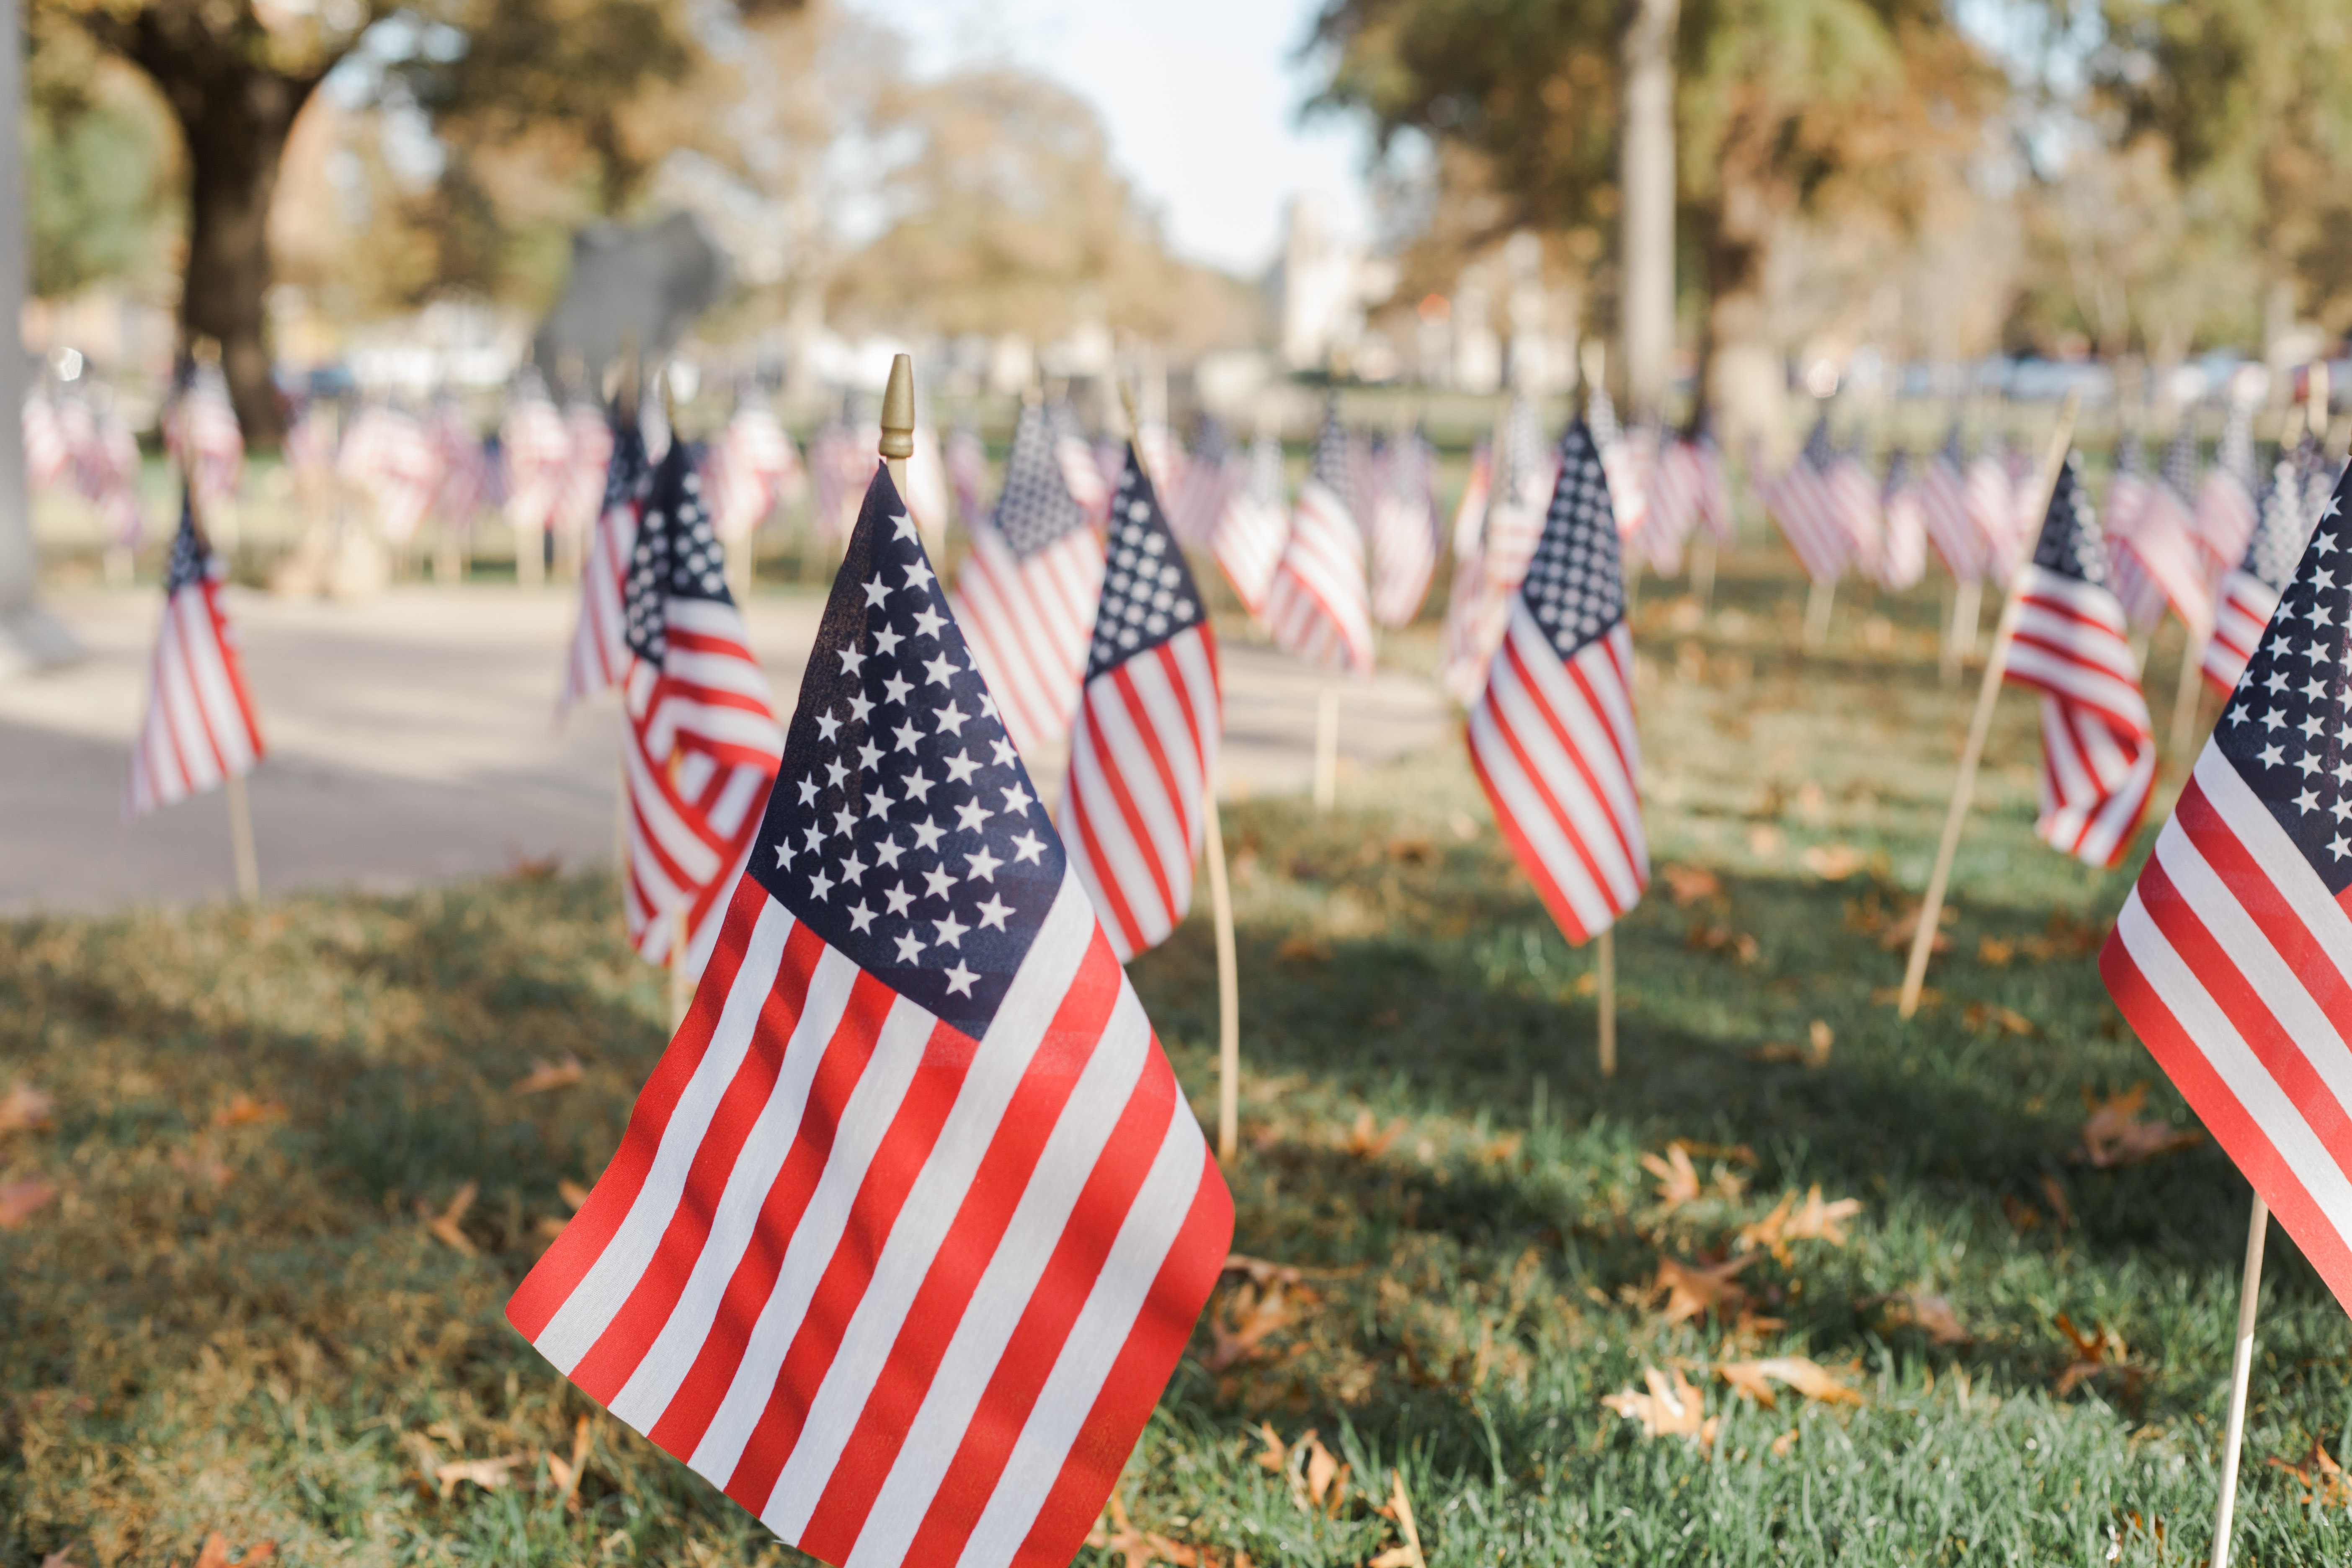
[
  {"x1": 1898, "y1": 389, "x2": 2081, "y2": 1020},
  {"x1": 1313, "y1": 677, "x2": 1341, "y2": 811},
  {"x1": 1596, "y1": 927, "x2": 1617, "y2": 1078},
  {"x1": 1802, "y1": 577, "x2": 1835, "y2": 650},
  {"x1": 2208, "y1": 1192, "x2": 2269, "y2": 1568},
  {"x1": 185, "y1": 470, "x2": 260, "y2": 902},
  {"x1": 2170, "y1": 624, "x2": 2209, "y2": 764},
  {"x1": 1942, "y1": 575, "x2": 1982, "y2": 689},
  {"x1": 1690, "y1": 538, "x2": 1716, "y2": 617}
]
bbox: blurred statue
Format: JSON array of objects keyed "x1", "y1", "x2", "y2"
[{"x1": 534, "y1": 214, "x2": 730, "y2": 377}]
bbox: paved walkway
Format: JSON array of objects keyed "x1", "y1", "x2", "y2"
[{"x1": 0, "y1": 585, "x2": 1451, "y2": 914}]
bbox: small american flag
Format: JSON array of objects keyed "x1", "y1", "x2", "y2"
[
  {"x1": 809, "y1": 413, "x2": 870, "y2": 551},
  {"x1": 952, "y1": 401, "x2": 1106, "y2": 757},
  {"x1": 510, "y1": 462, "x2": 1233, "y2": 1564},
  {"x1": 503, "y1": 374, "x2": 573, "y2": 538},
  {"x1": 1875, "y1": 449, "x2": 1928, "y2": 591},
  {"x1": 1369, "y1": 425, "x2": 1440, "y2": 628},
  {"x1": 431, "y1": 398, "x2": 490, "y2": 536},
  {"x1": 166, "y1": 361, "x2": 244, "y2": 513},
  {"x1": 2100, "y1": 466, "x2": 2352, "y2": 1314},
  {"x1": 620, "y1": 439, "x2": 785, "y2": 972},
  {"x1": 61, "y1": 392, "x2": 145, "y2": 548},
  {"x1": 2004, "y1": 452, "x2": 2156, "y2": 866},
  {"x1": 1449, "y1": 437, "x2": 1492, "y2": 561},
  {"x1": 1761, "y1": 419, "x2": 1858, "y2": 584},
  {"x1": 563, "y1": 398, "x2": 618, "y2": 543},
  {"x1": 2195, "y1": 402, "x2": 2260, "y2": 578},
  {"x1": 560, "y1": 414, "x2": 653, "y2": 716},
  {"x1": 127, "y1": 490, "x2": 265, "y2": 820},
  {"x1": 1636, "y1": 432, "x2": 1706, "y2": 576},
  {"x1": 2202, "y1": 449, "x2": 2316, "y2": 697},
  {"x1": 1211, "y1": 431, "x2": 1289, "y2": 617},
  {"x1": 1058, "y1": 449, "x2": 1221, "y2": 959},
  {"x1": 1920, "y1": 426, "x2": 1979, "y2": 580},
  {"x1": 1051, "y1": 402, "x2": 1112, "y2": 526},
  {"x1": 1265, "y1": 400, "x2": 1375, "y2": 676},
  {"x1": 1585, "y1": 385, "x2": 1648, "y2": 545},
  {"x1": 1966, "y1": 436, "x2": 2023, "y2": 580},
  {"x1": 1467, "y1": 419, "x2": 1647, "y2": 942},
  {"x1": 1167, "y1": 418, "x2": 1239, "y2": 550},
  {"x1": 1135, "y1": 421, "x2": 1188, "y2": 522},
  {"x1": 946, "y1": 422, "x2": 988, "y2": 532},
  {"x1": 710, "y1": 396, "x2": 800, "y2": 544},
  {"x1": 340, "y1": 404, "x2": 444, "y2": 545},
  {"x1": 1484, "y1": 394, "x2": 1556, "y2": 591},
  {"x1": 2107, "y1": 429, "x2": 2212, "y2": 637}
]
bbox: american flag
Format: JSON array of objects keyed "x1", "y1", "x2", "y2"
[
  {"x1": 1637, "y1": 432, "x2": 1707, "y2": 576},
  {"x1": 1585, "y1": 385, "x2": 1649, "y2": 545},
  {"x1": 165, "y1": 361, "x2": 244, "y2": 513},
  {"x1": 1052, "y1": 402, "x2": 1112, "y2": 526},
  {"x1": 508, "y1": 463, "x2": 1233, "y2": 1563},
  {"x1": 1135, "y1": 421, "x2": 1188, "y2": 524},
  {"x1": 563, "y1": 398, "x2": 618, "y2": 542},
  {"x1": 951, "y1": 400, "x2": 1106, "y2": 757},
  {"x1": 127, "y1": 489, "x2": 265, "y2": 820},
  {"x1": 1485, "y1": 394, "x2": 1556, "y2": 591},
  {"x1": 1966, "y1": 435, "x2": 2022, "y2": 580},
  {"x1": 946, "y1": 422, "x2": 989, "y2": 531},
  {"x1": 283, "y1": 399, "x2": 337, "y2": 487},
  {"x1": 1449, "y1": 437, "x2": 1492, "y2": 562},
  {"x1": 1829, "y1": 431, "x2": 1883, "y2": 575},
  {"x1": 710, "y1": 396, "x2": 800, "y2": 544},
  {"x1": 2107, "y1": 429, "x2": 2211, "y2": 637},
  {"x1": 1167, "y1": 418, "x2": 1238, "y2": 550},
  {"x1": 1466, "y1": 419, "x2": 1647, "y2": 943},
  {"x1": 2004, "y1": 452, "x2": 2156, "y2": 866},
  {"x1": 1687, "y1": 422, "x2": 1735, "y2": 548},
  {"x1": 63, "y1": 392, "x2": 146, "y2": 547},
  {"x1": 23, "y1": 388, "x2": 67, "y2": 492},
  {"x1": 1211, "y1": 431, "x2": 1289, "y2": 616},
  {"x1": 340, "y1": 404, "x2": 444, "y2": 544},
  {"x1": 620, "y1": 439, "x2": 785, "y2": 972},
  {"x1": 503, "y1": 374, "x2": 574, "y2": 539},
  {"x1": 431, "y1": 398, "x2": 490, "y2": 535},
  {"x1": 1265, "y1": 400, "x2": 1375, "y2": 676},
  {"x1": 2195, "y1": 402, "x2": 2260, "y2": 580},
  {"x1": 560, "y1": 415, "x2": 654, "y2": 715},
  {"x1": 809, "y1": 414, "x2": 870, "y2": 552},
  {"x1": 1369, "y1": 425, "x2": 1440, "y2": 628},
  {"x1": 1761, "y1": 418, "x2": 1859, "y2": 584},
  {"x1": 1920, "y1": 426, "x2": 1980, "y2": 580},
  {"x1": 1875, "y1": 449, "x2": 1928, "y2": 591},
  {"x1": 1057, "y1": 450, "x2": 1221, "y2": 959},
  {"x1": 2202, "y1": 450, "x2": 2315, "y2": 697},
  {"x1": 2099, "y1": 467, "x2": 2352, "y2": 1314}
]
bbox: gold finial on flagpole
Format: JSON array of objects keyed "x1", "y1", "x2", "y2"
[{"x1": 880, "y1": 353, "x2": 915, "y2": 494}]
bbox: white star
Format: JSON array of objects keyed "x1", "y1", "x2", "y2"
[
  {"x1": 848, "y1": 900, "x2": 878, "y2": 933},
  {"x1": 2268, "y1": 669, "x2": 2292, "y2": 694},
  {"x1": 934, "y1": 912, "x2": 969, "y2": 949},
  {"x1": 895, "y1": 930, "x2": 926, "y2": 964},
  {"x1": 808, "y1": 866, "x2": 835, "y2": 900},
  {"x1": 796, "y1": 778, "x2": 819, "y2": 806},
  {"x1": 966, "y1": 845, "x2": 1003, "y2": 882},
  {"x1": 832, "y1": 806, "x2": 858, "y2": 836},
  {"x1": 2308, "y1": 678, "x2": 2330, "y2": 701},
  {"x1": 2319, "y1": 568, "x2": 2339, "y2": 591},
  {"x1": 902, "y1": 558, "x2": 937, "y2": 591},
  {"x1": 935, "y1": 701, "x2": 970, "y2": 736},
  {"x1": 892, "y1": 511, "x2": 919, "y2": 541},
  {"x1": 2298, "y1": 752, "x2": 2324, "y2": 777},
  {"x1": 772, "y1": 840, "x2": 793, "y2": 868},
  {"x1": 874, "y1": 835, "x2": 906, "y2": 871},
  {"x1": 858, "y1": 740, "x2": 884, "y2": 772},
  {"x1": 902, "y1": 767, "x2": 936, "y2": 803},
  {"x1": 848, "y1": 693, "x2": 875, "y2": 723},
  {"x1": 990, "y1": 737, "x2": 1019, "y2": 768},
  {"x1": 924, "y1": 865, "x2": 957, "y2": 900},
  {"x1": 999, "y1": 783, "x2": 1035, "y2": 815},
  {"x1": 840, "y1": 850, "x2": 867, "y2": 883},
  {"x1": 2260, "y1": 743, "x2": 2287, "y2": 766},
  {"x1": 862, "y1": 576, "x2": 891, "y2": 608},
  {"x1": 839, "y1": 645, "x2": 867, "y2": 676},
  {"x1": 2296, "y1": 787, "x2": 2323, "y2": 813},
  {"x1": 974, "y1": 893, "x2": 1013, "y2": 931},
  {"x1": 910, "y1": 606, "x2": 946, "y2": 640},
  {"x1": 976, "y1": 691, "x2": 999, "y2": 721},
  {"x1": 956, "y1": 799, "x2": 994, "y2": 834},
  {"x1": 2335, "y1": 835, "x2": 2351, "y2": 861},
  {"x1": 801, "y1": 824, "x2": 825, "y2": 855},
  {"x1": 826, "y1": 759, "x2": 850, "y2": 789},
  {"x1": 891, "y1": 722, "x2": 923, "y2": 755},
  {"x1": 910, "y1": 815, "x2": 946, "y2": 852},
  {"x1": 1010, "y1": 830, "x2": 1047, "y2": 864},
  {"x1": 925, "y1": 652, "x2": 959, "y2": 688},
  {"x1": 943, "y1": 749, "x2": 981, "y2": 784},
  {"x1": 2262, "y1": 707, "x2": 2286, "y2": 732},
  {"x1": 882, "y1": 673, "x2": 913, "y2": 706},
  {"x1": 2334, "y1": 797, "x2": 2352, "y2": 823},
  {"x1": 884, "y1": 880, "x2": 916, "y2": 917},
  {"x1": 2302, "y1": 714, "x2": 2326, "y2": 739},
  {"x1": 942, "y1": 960, "x2": 979, "y2": 997},
  {"x1": 2317, "y1": 531, "x2": 2341, "y2": 556},
  {"x1": 872, "y1": 627, "x2": 904, "y2": 658},
  {"x1": 817, "y1": 712, "x2": 843, "y2": 743},
  {"x1": 2314, "y1": 603, "x2": 2337, "y2": 628},
  {"x1": 866, "y1": 788, "x2": 895, "y2": 820}
]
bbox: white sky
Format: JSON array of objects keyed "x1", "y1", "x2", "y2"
[{"x1": 851, "y1": 0, "x2": 1377, "y2": 277}]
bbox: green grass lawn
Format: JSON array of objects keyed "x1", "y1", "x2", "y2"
[{"x1": 5, "y1": 555, "x2": 2350, "y2": 1566}]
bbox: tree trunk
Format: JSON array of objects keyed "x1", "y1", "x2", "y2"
[
  {"x1": 1694, "y1": 102, "x2": 1792, "y2": 462},
  {"x1": 1618, "y1": 0, "x2": 1679, "y2": 421},
  {"x1": 118, "y1": 14, "x2": 322, "y2": 451}
]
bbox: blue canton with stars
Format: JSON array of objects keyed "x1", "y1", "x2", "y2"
[
  {"x1": 2247, "y1": 449, "x2": 2315, "y2": 589},
  {"x1": 751, "y1": 465, "x2": 1065, "y2": 1039},
  {"x1": 1087, "y1": 448, "x2": 1204, "y2": 681},
  {"x1": 1519, "y1": 419, "x2": 1625, "y2": 661},
  {"x1": 994, "y1": 401, "x2": 1092, "y2": 560},
  {"x1": 603, "y1": 413, "x2": 652, "y2": 517},
  {"x1": 164, "y1": 486, "x2": 212, "y2": 595},
  {"x1": 624, "y1": 437, "x2": 732, "y2": 667},
  {"x1": 2030, "y1": 454, "x2": 2109, "y2": 589},
  {"x1": 2215, "y1": 466, "x2": 2352, "y2": 890}
]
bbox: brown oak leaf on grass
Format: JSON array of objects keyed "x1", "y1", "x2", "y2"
[
  {"x1": 2074, "y1": 1086, "x2": 2203, "y2": 1168},
  {"x1": 1602, "y1": 1366, "x2": 1719, "y2": 1449},
  {"x1": 1963, "y1": 1002, "x2": 2035, "y2": 1037},
  {"x1": 545, "y1": 1416, "x2": 594, "y2": 1511},
  {"x1": 1881, "y1": 1289, "x2": 1971, "y2": 1345},
  {"x1": 0, "y1": 1083, "x2": 56, "y2": 1134},
  {"x1": 186, "y1": 1534, "x2": 275, "y2": 1568},
  {"x1": 1661, "y1": 864, "x2": 1722, "y2": 905},
  {"x1": 1085, "y1": 1487, "x2": 1253, "y2": 1568},
  {"x1": 0, "y1": 1179, "x2": 58, "y2": 1229},
  {"x1": 1751, "y1": 1021, "x2": 1833, "y2": 1068},
  {"x1": 1686, "y1": 923, "x2": 1760, "y2": 964},
  {"x1": 419, "y1": 1181, "x2": 479, "y2": 1256},
  {"x1": 1651, "y1": 1255, "x2": 1756, "y2": 1325},
  {"x1": 1640, "y1": 1143, "x2": 1748, "y2": 1215},
  {"x1": 1717, "y1": 1357, "x2": 1863, "y2": 1408},
  {"x1": 2269, "y1": 1440, "x2": 2352, "y2": 1509},
  {"x1": 1204, "y1": 1268, "x2": 1312, "y2": 1372},
  {"x1": 1346, "y1": 1110, "x2": 1406, "y2": 1159},
  {"x1": 1736, "y1": 1187, "x2": 1863, "y2": 1265},
  {"x1": 2053, "y1": 1313, "x2": 2141, "y2": 1399},
  {"x1": 513, "y1": 1054, "x2": 586, "y2": 1095},
  {"x1": 1367, "y1": 1469, "x2": 1427, "y2": 1568},
  {"x1": 433, "y1": 1452, "x2": 526, "y2": 1497},
  {"x1": 1800, "y1": 844, "x2": 1867, "y2": 882}
]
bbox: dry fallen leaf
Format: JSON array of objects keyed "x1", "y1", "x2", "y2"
[
  {"x1": 2269, "y1": 1440, "x2": 2352, "y2": 1509},
  {"x1": 1736, "y1": 1186, "x2": 1863, "y2": 1264},
  {"x1": 2040, "y1": 1173, "x2": 2075, "y2": 1230},
  {"x1": 1204, "y1": 1276, "x2": 1308, "y2": 1372},
  {"x1": 1717, "y1": 1356, "x2": 1864, "y2": 1408},
  {"x1": 0, "y1": 1083, "x2": 56, "y2": 1135},
  {"x1": 1870, "y1": 902, "x2": 1954, "y2": 954},
  {"x1": 1883, "y1": 1289, "x2": 1970, "y2": 1345},
  {"x1": 1366, "y1": 1469, "x2": 1427, "y2": 1568},
  {"x1": 513, "y1": 1054, "x2": 586, "y2": 1095},
  {"x1": 2053, "y1": 1313, "x2": 2136, "y2": 1398},
  {"x1": 545, "y1": 1416, "x2": 593, "y2": 1509},
  {"x1": 435, "y1": 1453, "x2": 526, "y2": 1497},
  {"x1": 1749, "y1": 1020, "x2": 1832, "y2": 1069},
  {"x1": 1800, "y1": 844, "x2": 1867, "y2": 881},
  {"x1": 0, "y1": 1179, "x2": 58, "y2": 1229},
  {"x1": 1346, "y1": 1111, "x2": 1406, "y2": 1159},
  {"x1": 1253, "y1": 1421, "x2": 1286, "y2": 1473},
  {"x1": 420, "y1": 1181, "x2": 479, "y2": 1256},
  {"x1": 1641, "y1": 1145, "x2": 1702, "y2": 1211},
  {"x1": 1662, "y1": 864, "x2": 1722, "y2": 905},
  {"x1": 189, "y1": 1533, "x2": 275, "y2": 1568},
  {"x1": 506, "y1": 852, "x2": 563, "y2": 883},
  {"x1": 211, "y1": 1094, "x2": 284, "y2": 1129},
  {"x1": 1652, "y1": 1255, "x2": 1756, "y2": 1324},
  {"x1": 1770, "y1": 1429, "x2": 1800, "y2": 1457},
  {"x1": 1687, "y1": 923, "x2": 1760, "y2": 964},
  {"x1": 1963, "y1": 1002, "x2": 2036, "y2": 1037},
  {"x1": 1978, "y1": 936, "x2": 2016, "y2": 966},
  {"x1": 1602, "y1": 1366, "x2": 1719, "y2": 1448},
  {"x1": 1302, "y1": 1432, "x2": 1341, "y2": 1507},
  {"x1": 39, "y1": 1551, "x2": 77, "y2": 1568},
  {"x1": 2075, "y1": 1086, "x2": 2203, "y2": 1168},
  {"x1": 1274, "y1": 935, "x2": 1331, "y2": 965}
]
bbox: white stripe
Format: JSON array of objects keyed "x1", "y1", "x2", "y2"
[
  {"x1": 175, "y1": 589, "x2": 256, "y2": 774},
  {"x1": 1062, "y1": 703, "x2": 1166, "y2": 954},
  {"x1": 755, "y1": 871, "x2": 1105, "y2": 1527},
  {"x1": 1468, "y1": 694, "x2": 1618, "y2": 933},
  {"x1": 534, "y1": 901, "x2": 797, "y2": 1367},
  {"x1": 842, "y1": 984, "x2": 1157, "y2": 1568},
  {"x1": 1498, "y1": 610, "x2": 1644, "y2": 870}
]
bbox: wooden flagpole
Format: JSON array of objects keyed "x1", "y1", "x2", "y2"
[
  {"x1": 880, "y1": 354, "x2": 914, "y2": 496},
  {"x1": 1595, "y1": 927, "x2": 1617, "y2": 1078},
  {"x1": 1942, "y1": 575, "x2": 1982, "y2": 689},
  {"x1": 1689, "y1": 538, "x2": 1716, "y2": 617},
  {"x1": 2169, "y1": 626, "x2": 2209, "y2": 763},
  {"x1": 1802, "y1": 578, "x2": 1835, "y2": 650},
  {"x1": 2208, "y1": 1193, "x2": 2269, "y2": 1568},
  {"x1": 183, "y1": 449, "x2": 260, "y2": 902},
  {"x1": 1897, "y1": 389, "x2": 2081, "y2": 1020}
]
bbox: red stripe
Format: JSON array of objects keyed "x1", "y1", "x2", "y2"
[
  {"x1": 507, "y1": 877, "x2": 781, "y2": 1340},
  {"x1": 720, "y1": 1012, "x2": 983, "y2": 1513},
  {"x1": 200, "y1": 583, "x2": 266, "y2": 758},
  {"x1": 1493, "y1": 635, "x2": 1631, "y2": 897},
  {"x1": 1007, "y1": 1152, "x2": 1232, "y2": 1568},
  {"x1": 645, "y1": 966, "x2": 898, "y2": 1456},
  {"x1": 1065, "y1": 704, "x2": 1148, "y2": 955},
  {"x1": 1467, "y1": 724, "x2": 1601, "y2": 946},
  {"x1": 795, "y1": 931, "x2": 1127, "y2": 1562},
  {"x1": 1102, "y1": 666, "x2": 1184, "y2": 919}
]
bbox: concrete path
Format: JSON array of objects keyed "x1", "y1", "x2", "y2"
[{"x1": 0, "y1": 585, "x2": 1450, "y2": 914}]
